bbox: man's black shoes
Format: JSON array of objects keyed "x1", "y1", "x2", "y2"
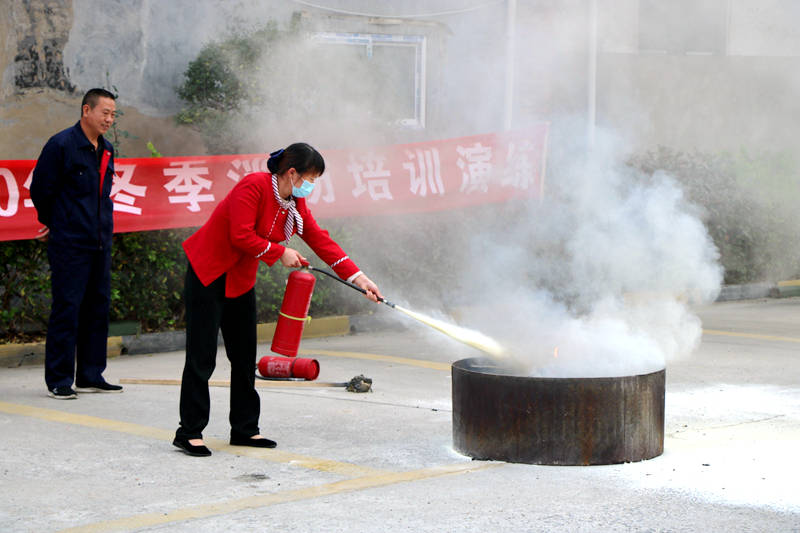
[
  {"x1": 48, "y1": 381, "x2": 121, "y2": 398},
  {"x1": 173, "y1": 438, "x2": 212, "y2": 457},
  {"x1": 230, "y1": 435, "x2": 277, "y2": 448},
  {"x1": 75, "y1": 381, "x2": 123, "y2": 393},
  {"x1": 48, "y1": 386, "x2": 77, "y2": 400}
]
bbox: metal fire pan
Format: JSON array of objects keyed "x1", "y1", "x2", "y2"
[{"x1": 452, "y1": 358, "x2": 665, "y2": 465}]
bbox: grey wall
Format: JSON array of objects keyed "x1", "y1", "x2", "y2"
[
  {"x1": 8, "y1": 0, "x2": 800, "y2": 153},
  {"x1": 62, "y1": 0, "x2": 299, "y2": 115},
  {"x1": 593, "y1": 0, "x2": 800, "y2": 153}
]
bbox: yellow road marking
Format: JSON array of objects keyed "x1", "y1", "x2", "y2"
[
  {"x1": 299, "y1": 348, "x2": 452, "y2": 371},
  {"x1": 703, "y1": 329, "x2": 800, "y2": 344},
  {"x1": 0, "y1": 401, "x2": 175, "y2": 440},
  {"x1": 0, "y1": 401, "x2": 383, "y2": 477},
  {"x1": 59, "y1": 461, "x2": 500, "y2": 533},
  {"x1": 201, "y1": 437, "x2": 384, "y2": 476}
]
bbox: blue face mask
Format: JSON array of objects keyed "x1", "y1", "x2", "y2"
[{"x1": 292, "y1": 177, "x2": 316, "y2": 198}]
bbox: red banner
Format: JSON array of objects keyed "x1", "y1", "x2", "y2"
[{"x1": 0, "y1": 126, "x2": 548, "y2": 241}]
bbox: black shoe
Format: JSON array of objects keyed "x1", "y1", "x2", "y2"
[
  {"x1": 75, "y1": 381, "x2": 123, "y2": 393},
  {"x1": 230, "y1": 435, "x2": 277, "y2": 448},
  {"x1": 48, "y1": 386, "x2": 77, "y2": 400},
  {"x1": 173, "y1": 438, "x2": 212, "y2": 457}
]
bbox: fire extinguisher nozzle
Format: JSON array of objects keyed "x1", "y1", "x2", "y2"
[{"x1": 303, "y1": 263, "x2": 396, "y2": 308}]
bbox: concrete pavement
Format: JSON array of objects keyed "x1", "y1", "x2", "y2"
[{"x1": 0, "y1": 298, "x2": 799, "y2": 532}]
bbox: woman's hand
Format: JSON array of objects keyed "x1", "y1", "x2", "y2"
[
  {"x1": 353, "y1": 274, "x2": 383, "y2": 303},
  {"x1": 280, "y1": 247, "x2": 307, "y2": 268}
]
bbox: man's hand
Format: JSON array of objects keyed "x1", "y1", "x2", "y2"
[
  {"x1": 280, "y1": 247, "x2": 307, "y2": 268},
  {"x1": 353, "y1": 274, "x2": 383, "y2": 303},
  {"x1": 36, "y1": 226, "x2": 49, "y2": 242}
]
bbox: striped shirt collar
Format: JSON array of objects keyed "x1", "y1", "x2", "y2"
[{"x1": 271, "y1": 174, "x2": 303, "y2": 242}]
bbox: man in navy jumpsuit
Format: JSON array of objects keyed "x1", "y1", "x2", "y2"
[{"x1": 30, "y1": 88, "x2": 124, "y2": 399}]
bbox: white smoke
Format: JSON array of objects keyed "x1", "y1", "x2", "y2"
[{"x1": 453, "y1": 127, "x2": 723, "y2": 377}]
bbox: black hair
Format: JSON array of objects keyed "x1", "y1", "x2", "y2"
[
  {"x1": 81, "y1": 88, "x2": 116, "y2": 111},
  {"x1": 267, "y1": 143, "x2": 325, "y2": 176}
]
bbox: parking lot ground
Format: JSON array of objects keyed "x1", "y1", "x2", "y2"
[{"x1": 0, "y1": 298, "x2": 798, "y2": 532}]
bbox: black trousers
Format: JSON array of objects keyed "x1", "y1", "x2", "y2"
[
  {"x1": 44, "y1": 243, "x2": 111, "y2": 389},
  {"x1": 175, "y1": 264, "x2": 261, "y2": 441}
]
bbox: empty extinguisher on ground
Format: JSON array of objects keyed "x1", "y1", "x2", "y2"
[
  {"x1": 257, "y1": 355, "x2": 320, "y2": 380},
  {"x1": 271, "y1": 269, "x2": 316, "y2": 357}
]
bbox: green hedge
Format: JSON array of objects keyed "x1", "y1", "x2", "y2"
[
  {"x1": 0, "y1": 227, "x2": 363, "y2": 342},
  {"x1": 628, "y1": 147, "x2": 800, "y2": 284},
  {"x1": 0, "y1": 239, "x2": 50, "y2": 340}
]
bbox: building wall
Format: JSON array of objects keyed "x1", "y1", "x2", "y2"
[
  {"x1": 62, "y1": 0, "x2": 300, "y2": 115},
  {"x1": 515, "y1": 1, "x2": 590, "y2": 125},
  {"x1": 0, "y1": 0, "x2": 74, "y2": 98},
  {"x1": 594, "y1": 0, "x2": 800, "y2": 153},
  {"x1": 2, "y1": 0, "x2": 798, "y2": 157},
  {"x1": 0, "y1": 0, "x2": 509, "y2": 156}
]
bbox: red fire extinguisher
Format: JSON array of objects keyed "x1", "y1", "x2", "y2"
[
  {"x1": 257, "y1": 356, "x2": 320, "y2": 380},
  {"x1": 271, "y1": 269, "x2": 316, "y2": 356}
]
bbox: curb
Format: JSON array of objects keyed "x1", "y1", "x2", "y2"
[
  {"x1": 715, "y1": 282, "x2": 774, "y2": 302},
  {"x1": 715, "y1": 280, "x2": 800, "y2": 301},
  {"x1": 0, "y1": 315, "x2": 350, "y2": 369},
  {"x1": 771, "y1": 280, "x2": 800, "y2": 299}
]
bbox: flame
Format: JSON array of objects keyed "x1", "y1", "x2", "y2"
[{"x1": 553, "y1": 346, "x2": 559, "y2": 359}]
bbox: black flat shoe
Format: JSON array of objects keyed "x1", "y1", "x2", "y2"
[
  {"x1": 173, "y1": 438, "x2": 212, "y2": 457},
  {"x1": 230, "y1": 435, "x2": 277, "y2": 448},
  {"x1": 75, "y1": 381, "x2": 123, "y2": 393}
]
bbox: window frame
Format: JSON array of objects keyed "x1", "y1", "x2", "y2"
[{"x1": 311, "y1": 32, "x2": 427, "y2": 128}]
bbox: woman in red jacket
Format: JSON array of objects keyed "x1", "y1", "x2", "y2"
[{"x1": 173, "y1": 143, "x2": 382, "y2": 457}]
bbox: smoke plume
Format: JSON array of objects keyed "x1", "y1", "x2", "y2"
[{"x1": 445, "y1": 126, "x2": 723, "y2": 377}]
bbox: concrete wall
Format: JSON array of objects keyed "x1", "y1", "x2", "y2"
[
  {"x1": 597, "y1": 53, "x2": 800, "y2": 153},
  {"x1": 0, "y1": 0, "x2": 74, "y2": 97},
  {"x1": 0, "y1": 0, "x2": 509, "y2": 156},
  {"x1": 2, "y1": 0, "x2": 799, "y2": 156},
  {"x1": 62, "y1": 0, "x2": 299, "y2": 115},
  {"x1": 593, "y1": 0, "x2": 800, "y2": 153}
]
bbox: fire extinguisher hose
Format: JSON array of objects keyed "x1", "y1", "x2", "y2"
[{"x1": 302, "y1": 264, "x2": 396, "y2": 308}]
